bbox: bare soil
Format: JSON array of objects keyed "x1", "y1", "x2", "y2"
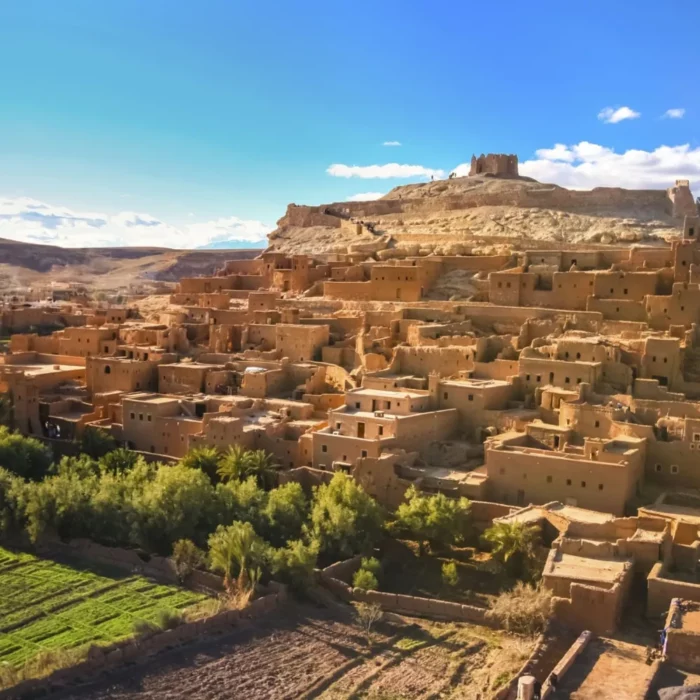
[{"x1": 47, "y1": 604, "x2": 534, "y2": 700}]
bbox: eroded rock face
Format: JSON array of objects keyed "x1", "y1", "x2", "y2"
[{"x1": 267, "y1": 175, "x2": 696, "y2": 255}]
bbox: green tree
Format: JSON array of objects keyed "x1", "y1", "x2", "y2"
[
  {"x1": 392, "y1": 486, "x2": 471, "y2": 555},
  {"x1": 79, "y1": 427, "x2": 117, "y2": 459},
  {"x1": 181, "y1": 446, "x2": 221, "y2": 483},
  {"x1": 0, "y1": 467, "x2": 27, "y2": 535},
  {"x1": 216, "y1": 445, "x2": 252, "y2": 483},
  {"x1": 208, "y1": 521, "x2": 265, "y2": 593},
  {"x1": 305, "y1": 472, "x2": 385, "y2": 560},
  {"x1": 0, "y1": 427, "x2": 53, "y2": 480},
  {"x1": 246, "y1": 449, "x2": 279, "y2": 489},
  {"x1": 54, "y1": 454, "x2": 99, "y2": 479},
  {"x1": 99, "y1": 448, "x2": 141, "y2": 474},
  {"x1": 23, "y1": 472, "x2": 98, "y2": 542},
  {"x1": 130, "y1": 464, "x2": 218, "y2": 554},
  {"x1": 483, "y1": 521, "x2": 540, "y2": 578},
  {"x1": 270, "y1": 539, "x2": 318, "y2": 591},
  {"x1": 215, "y1": 477, "x2": 267, "y2": 531},
  {"x1": 263, "y1": 482, "x2": 308, "y2": 546}
]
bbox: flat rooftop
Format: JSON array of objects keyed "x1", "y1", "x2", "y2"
[
  {"x1": 545, "y1": 551, "x2": 628, "y2": 584},
  {"x1": 351, "y1": 388, "x2": 427, "y2": 399}
]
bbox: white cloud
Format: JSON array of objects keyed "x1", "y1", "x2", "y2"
[
  {"x1": 327, "y1": 163, "x2": 444, "y2": 179},
  {"x1": 346, "y1": 192, "x2": 385, "y2": 202},
  {"x1": 518, "y1": 141, "x2": 700, "y2": 190},
  {"x1": 598, "y1": 106, "x2": 641, "y2": 124},
  {"x1": 383, "y1": 141, "x2": 401, "y2": 146},
  {"x1": 663, "y1": 108, "x2": 685, "y2": 119},
  {"x1": 0, "y1": 196, "x2": 270, "y2": 248}
]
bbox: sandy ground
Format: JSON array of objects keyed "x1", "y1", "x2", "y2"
[{"x1": 46, "y1": 604, "x2": 534, "y2": 700}]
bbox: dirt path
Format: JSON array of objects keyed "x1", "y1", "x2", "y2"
[{"x1": 552, "y1": 638, "x2": 657, "y2": 700}]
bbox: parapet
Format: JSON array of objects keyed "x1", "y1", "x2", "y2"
[{"x1": 469, "y1": 153, "x2": 519, "y2": 178}]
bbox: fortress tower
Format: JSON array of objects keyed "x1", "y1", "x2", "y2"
[{"x1": 469, "y1": 153, "x2": 519, "y2": 178}]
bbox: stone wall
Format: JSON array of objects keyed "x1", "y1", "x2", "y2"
[{"x1": 319, "y1": 557, "x2": 490, "y2": 626}]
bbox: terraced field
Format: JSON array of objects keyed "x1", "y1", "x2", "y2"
[{"x1": 0, "y1": 547, "x2": 205, "y2": 669}]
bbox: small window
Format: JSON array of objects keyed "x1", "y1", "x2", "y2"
[
  {"x1": 671, "y1": 465, "x2": 679, "y2": 474},
  {"x1": 526, "y1": 374, "x2": 531, "y2": 381},
  {"x1": 598, "y1": 484, "x2": 604, "y2": 490},
  {"x1": 565, "y1": 377, "x2": 570, "y2": 384},
  {"x1": 566, "y1": 479, "x2": 572, "y2": 486},
  {"x1": 595, "y1": 420, "x2": 600, "y2": 428},
  {"x1": 104, "y1": 366, "x2": 111, "y2": 374},
  {"x1": 623, "y1": 288, "x2": 628, "y2": 295},
  {"x1": 581, "y1": 481, "x2": 586, "y2": 488},
  {"x1": 355, "y1": 402, "x2": 360, "y2": 409},
  {"x1": 361, "y1": 450, "x2": 367, "y2": 458},
  {"x1": 378, "y1": 426, "x2": 384, "y2": 436},
  {"x1": 139, "y1": 414, "x2": 143, "y2": 421},
  {"x1": 130, "y1": 412, "x2": 135, "y2": 419},
  {"x1": 536, "y1": 375, "x2": 541, "y2": 383},
  {"x1": 655, "y1": 463, "x2": 662, "y2": 472},
  {"x1": 443, "y1": 392, "x2": 448, "y2": 400},
  {"x1": 147, "y1": 415, "x2": 152, "y2": 422},
  {"x1": 468, "y1": 394, "x2": 474, "y2": 401},
  {"x1": 546, "y1": 476, "x2": 552, "y2": 483},
  {"x1": 576, "y1": 352, "x2": 581, "y2": 360},
  {"x1": 565, "y1": 352, "x2": 569, "y2": 359}
]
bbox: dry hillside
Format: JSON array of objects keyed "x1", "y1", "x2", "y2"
[
  {"x1": 0, "y1": 238, "x2": 261, "y2": 292},
  {"x1": 268, "y1": 174, "x2": 692, "y2": 255}
]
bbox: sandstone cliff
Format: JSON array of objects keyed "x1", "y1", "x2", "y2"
[{"x1": 267, "y1": 175, "x2": 697, "y2": 255}]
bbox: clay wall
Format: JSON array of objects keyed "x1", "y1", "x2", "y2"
[
  {"x1": 593, "y1": 271, "x2": 659, "y2": 300},
  {"x1": 391, "y1": 346, "x2": 475, "y2": 377},
  {"x1": 520, "y1": 356, "x2": 601, "y2": 391},
  {"x1": 647, "y1": 562, "x2": 700, "y2": 617},
  {"x1": 587, "y1": 297, "x2": 647, "y2": 322},
  {"x1": 276, "y1": 323, "x2": 329, "y2": 362},
  {"x1": 86, "y1": 357, "x2": 158, "y2": 394},
  {"x1": 485, "y1": 445, "x2": 637, "y2": 514}
]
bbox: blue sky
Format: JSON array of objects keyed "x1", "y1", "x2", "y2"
[{"x1": 0, "y1": 0, "x2": 698, "y2": 248}]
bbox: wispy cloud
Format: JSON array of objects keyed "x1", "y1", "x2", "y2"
[
  {"x1": 517, "y1": 142, "x2": 700, "y2": 190},
  {"x1": 327, "y1": 163, "x2": 444, "y2": 179},
  {"x1": 0, "y1": 196, "x2": 270, "y2": 248},
  {"x1": 346, "y1": 192, "x2": 385, "y2": 202},
  {"x1": 598, "y1": 106, "x2": 641, "y2": 124},
  {"x1": 382, "y1": 141, "x2": 401, "y2": 147},
  {"x1": 663, "y1": 108, "x2": 685, "y2": 119}
]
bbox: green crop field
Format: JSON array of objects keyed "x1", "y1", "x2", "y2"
[{"x1": 0, "y1": 547, "x2": 206, "y2": 669}]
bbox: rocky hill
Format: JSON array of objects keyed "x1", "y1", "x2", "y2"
[
  {"x1": 267, "y1": 174, "x2": 696, "y2": 256},
  {"x1": 0, "y1": 238, "x2": 261, "y2": 292}
]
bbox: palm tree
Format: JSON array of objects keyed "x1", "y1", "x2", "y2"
[
  {"x1": 246, "y1": 449, "x2": 279, "y2": 489},
  {"x1": 216, "y1": 445, "x2": 252, "y2": 483},
  {"x1": 181, "y1": 446, "x2": 221, "y2": 483},
  {"x1": 483, "y1": 521, "x2": 540, "y2": 577},
  {"x1": 208, "y1": 521, "x2": 261, "y2": 593}
]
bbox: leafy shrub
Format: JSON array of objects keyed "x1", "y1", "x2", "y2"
[
  {"x1": 132, "y1": 618, "x2": 160, "y2": 637},
  {"x1": 441, "y1": 561, "x2": 459, "y2": 587},
  {"x1": 486, "y1": 582, "x2": 552, "y2": 635},
  {"x1": 172, "y1": 538, "x2": 205, "y2": 583},
  {"x1": 154, "y1": 608, "x2": 184, "y2": 630},
  {"x1": 353, "y1": 567, "x2": 379, "y2": 591}
]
